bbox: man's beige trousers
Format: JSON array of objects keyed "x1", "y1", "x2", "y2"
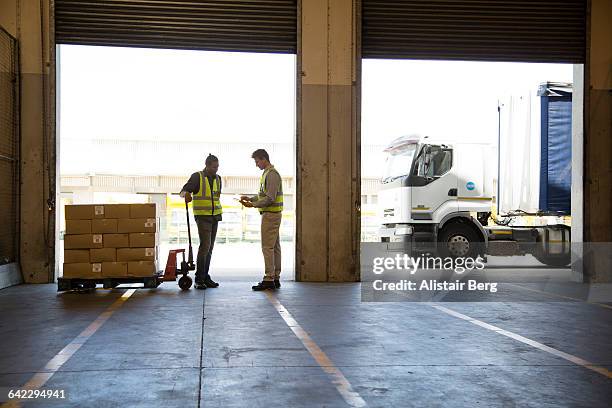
[{"x1": 261, "y1": 212, "x2": 282, "y2": 281}]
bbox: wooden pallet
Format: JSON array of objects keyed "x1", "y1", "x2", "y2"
[{"x1": 57, "y1": 273, "x2": 162, "y2": 291}]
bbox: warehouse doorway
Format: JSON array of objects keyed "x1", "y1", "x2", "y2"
[
  {"x1": 359, "y1": 0, "x2": 586, "y2": 286},
  {"x1": 361, "y1": 59, "x2": 582, "y2": 284},
  {"x1": 57, "y1": 45, "x2": 296, "y2": 282}
]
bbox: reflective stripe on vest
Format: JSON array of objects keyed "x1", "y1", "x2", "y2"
[
  {"x1": 258, "y1": 167, "x2": 283, "y2": 213},
  {"x1": 193, "y1": 172, "x2": 223, "y2": 216}
]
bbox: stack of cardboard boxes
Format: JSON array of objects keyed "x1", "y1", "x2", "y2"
[{"x1": 63, "y1": 204, "x2": 159, "y2": 279}]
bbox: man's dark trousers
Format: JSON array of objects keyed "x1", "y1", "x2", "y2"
[{"x1": 195, "y1": 217, "x2": 218, "y2": 283}]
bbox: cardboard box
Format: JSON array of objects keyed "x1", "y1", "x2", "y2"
[
  {"x1": 90, "y1": 204, "x2": 131, "y2": 219},
  {"x1": 63, "y1": 263, "x2": 101, "y2": 279},
  {"x1": 117, "y1": 248, "x2": 156, "y2": 262},
  {"x1": 103, "y1": 234, "x2": 130, "y2": 248},
  {"x1": 64, "y1": 249, "x2": 90, "y2": 263},
  {"x1": 64, "y1": 234, "x2": 103, "y2": 249},
  {"x1": 128, "y1": 261, "x2": 157, "y2": 277},
  {"x1": 102, "y1": 204, "x2": 131, "y2": 219},
  {"x1": 129, "y1": 233, "x2": 157, "y2": 248},
  {"x1": 102, "y1": 262, "x2": 128, "y2": 277},
  {"x1": 90, "y1": 248, "x2": 117, "y2": 263},
  {"x1": 130, "y1": 203, "x2": 157, "y2": 219},
  {"x1": 65, "y1": 219, "x2": 92, "y2": 234},
  {"x1": 117, "y1": 218, "x2": 157, "y2": 233},
  {"x1": 65, "y1": 205, "x2": 94, "y2": 220},
  {"x1": 92, "y1": 219, "x2": 118, "y2": 233}
]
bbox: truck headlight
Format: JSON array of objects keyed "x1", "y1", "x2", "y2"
[{"x1": 395, "y1": 226, "x2": 413, "y2": 236}]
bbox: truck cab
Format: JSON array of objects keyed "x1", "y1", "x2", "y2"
[
  {"x1": 377, "y1": 135, "x2": 571, "y2": 266},
  {"x1": 378, "y1": 135, "x2": 492, "y2": 258}
]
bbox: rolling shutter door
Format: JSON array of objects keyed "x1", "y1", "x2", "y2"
[
  {"x1": 0, "y1": 28, "x2": 19, "y2": 265},
  {"x1": 362, "y1": 0, "x2": 586, "y2": 63},
  {"x1": 55, "y1": 0, "x2": 297, "y2": 54}
]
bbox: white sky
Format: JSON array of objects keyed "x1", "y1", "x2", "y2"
[
  {"x1": 362, "y1": 59, "x2": 573, "y2": 145},
  {"x1": 59, "y1": 45, "x2": 296, "y2": 143},
  {"x1": 59, "y1": 45, "x2": 574, "y2": 176}
]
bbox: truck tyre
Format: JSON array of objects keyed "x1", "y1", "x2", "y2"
[
  {"x1": 534, "y1": 226, "x2": 571, "y2": 267},
  {"x1": 438, "y1": 222, "x2": 482, "y2": 259},
  {"x1": 533, "y1": 253, "x2": 570, "y2": 267},
  {"x1": 534, "y1": 249, "x2": 570, "y2": 267}
]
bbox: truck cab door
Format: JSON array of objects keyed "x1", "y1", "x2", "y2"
[{"x1": 409, "y1": 145, "x2": 457, "y2": 222}]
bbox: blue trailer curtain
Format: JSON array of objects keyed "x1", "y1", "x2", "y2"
[{"x1": 539, "y1": 84, "x2": 572, "y2": 214}]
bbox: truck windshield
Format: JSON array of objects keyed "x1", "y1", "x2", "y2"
[{"x1": 382, "y1": 144, "x2": 417, "y2": 183}]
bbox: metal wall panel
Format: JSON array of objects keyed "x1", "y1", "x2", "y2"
[
  {"x1": 55, "y1": 0, "x2": 297, "y2": 53},
  {"x1": 362, "y1": 0, "x2": 586, "y2": 62},
  {"x1": 0, "y1": 27, "x2": 19, "y2": 265}
]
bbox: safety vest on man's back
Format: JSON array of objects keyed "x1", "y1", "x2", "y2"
[
  {"x1": 193, "y1": 172, "x2": 223, "y2": 216},
  {"x1": 258, "y1": 166, "x2": 283, "y2": 213}
]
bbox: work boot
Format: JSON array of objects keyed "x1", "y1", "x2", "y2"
[
  {"x1": 195, "y1": 281, "x2": 207, "y2": 290},
  {"x1": 252, "y1": 281, "x2": 276, "y2": 291},
  {"x1": 274, "y1": 279, "x2": 281, "y2": 289},
  {"x1": 204, "y1": 277, "x2": 219, "y2": 288}
]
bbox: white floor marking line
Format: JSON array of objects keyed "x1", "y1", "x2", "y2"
[
  {"x1": 430, "y1": 304, "x2": 612, "y2": 379},
  {"x1": 2, "y1": 289, "x2": 136, "y2": 408},
  {"x1": 265, "y1": 292, "x2": 367, "y2": 407},
  {"x1": 506, "y1": 283, "x2": 612, "y2": 310}
]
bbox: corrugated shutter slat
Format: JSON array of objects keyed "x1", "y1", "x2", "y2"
[
  {"x1": 362, "y1": 0, "x2": 586, "y2": 63},
  {"x1": 55, "y1": 0, "x2": 297, "y2": 54}
]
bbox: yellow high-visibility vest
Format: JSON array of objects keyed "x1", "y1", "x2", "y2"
[
  {"x1": 193, "y1": 172, "x2": 223, "y2": 216},
  {"x1": 258, "y1": 166, "x2": 283, "y2": 213}
]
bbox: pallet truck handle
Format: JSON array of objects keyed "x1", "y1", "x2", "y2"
[{"x1": 185, "y1": 201, "x2": 195, "y2": 268}]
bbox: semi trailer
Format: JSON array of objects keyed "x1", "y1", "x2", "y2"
[{"x1": 377, "y1": 82, "x2": 572, "y2": 267}]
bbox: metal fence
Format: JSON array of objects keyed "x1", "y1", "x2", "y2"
[{"x1": 0, "y1": 27, "x2": 19, "y2": 265}]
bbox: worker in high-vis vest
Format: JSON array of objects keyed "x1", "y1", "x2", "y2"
[
  {"x1": 240, "y1": 149, "x2": 284, "y2": 291},
  {"x1": 180, "y1": 154, "x2": 223, "y2": 290}
]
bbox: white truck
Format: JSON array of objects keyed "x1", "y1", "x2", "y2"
[{"x1": 377, "y1": 83, "x2": 572, "y2": 267}]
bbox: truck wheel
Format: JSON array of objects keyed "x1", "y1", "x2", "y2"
[
  {"x1": 439, "y1": 223, "x2": 481, "y2": 258},
  {"x1": 534, "y1": 226, "x2": 571, "y2": 267},
  {"x1": 534, "y1": 251, "x2": 570, "y2": 267}
]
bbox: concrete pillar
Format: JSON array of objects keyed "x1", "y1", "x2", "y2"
[
  {"x1": 296, "y1": 0, "x2": 360, "y2": 281},
  {"x1": 571, "y1": 64, "x2": 584, "y2": 282},
  {"x1": 0, "y1": 0, "x2": 55, "y2": 283},
  {"x1": 583, "y1": 0, "x2": 612, "y2": 282}
]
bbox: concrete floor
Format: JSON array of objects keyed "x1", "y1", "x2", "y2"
[{"x1": 0, "y1": 280, "x2": 611, "y2": 407}]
